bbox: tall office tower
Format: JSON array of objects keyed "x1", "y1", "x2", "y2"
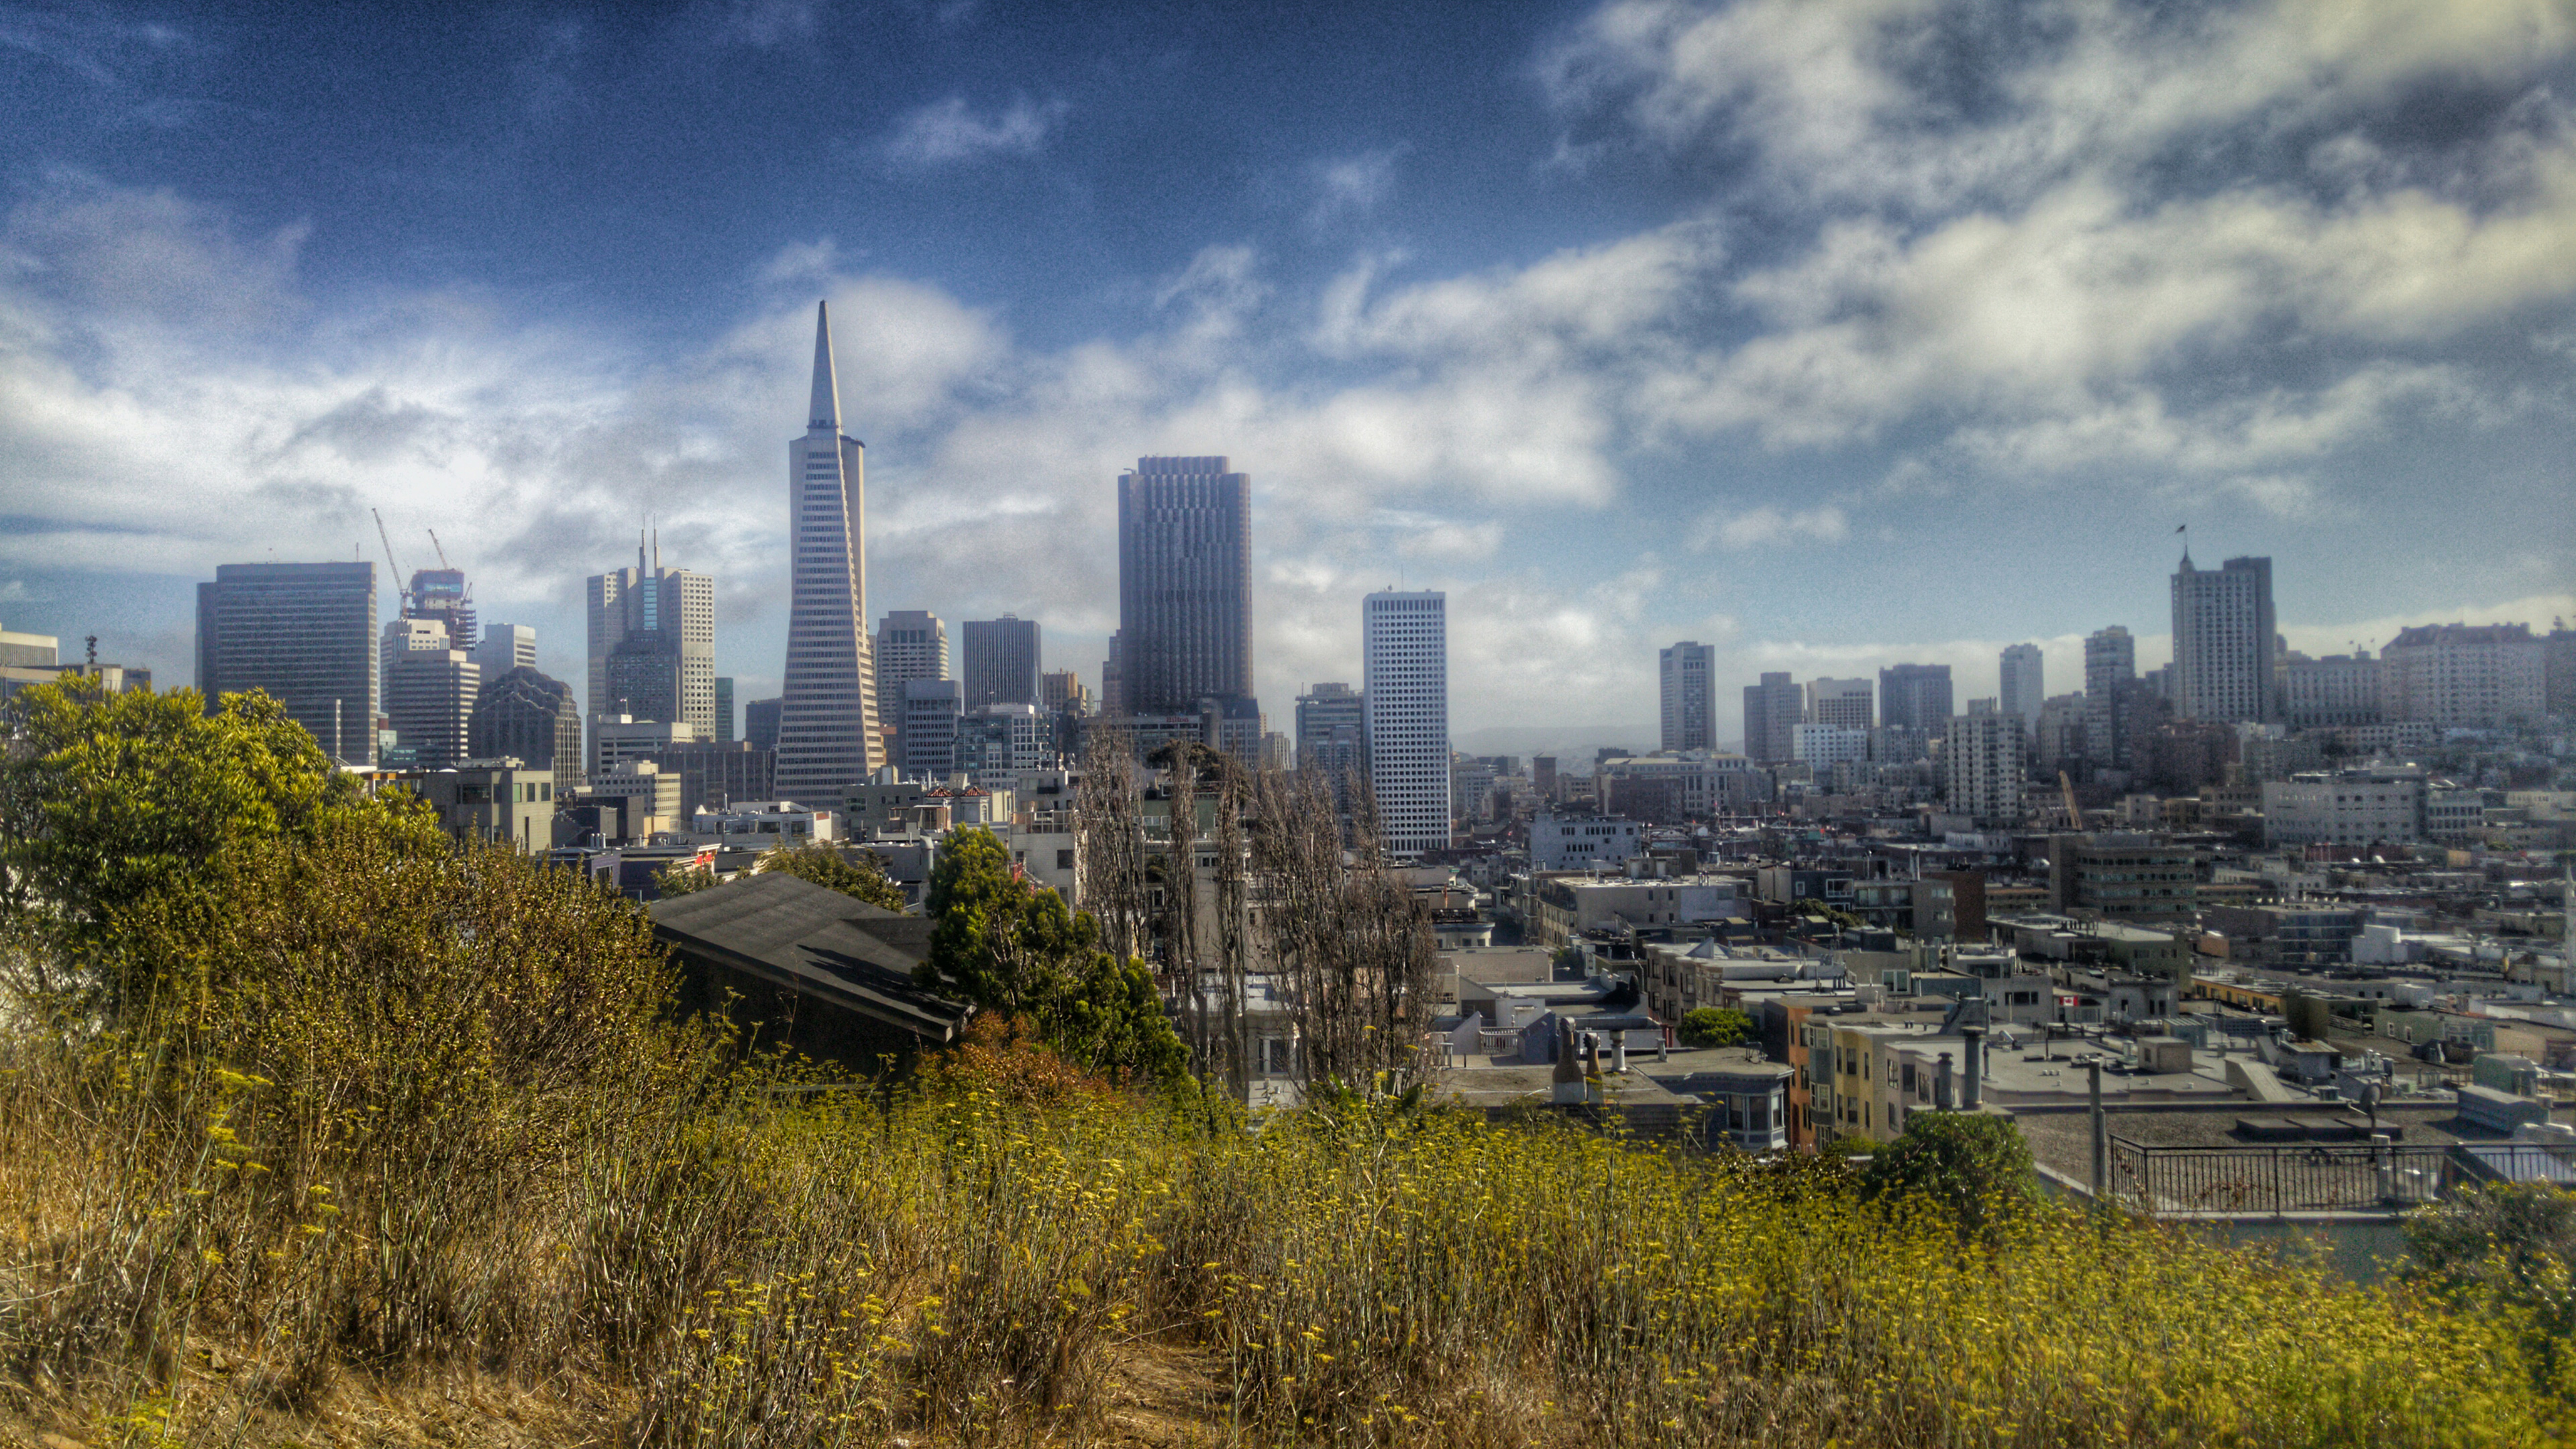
[
  {"x1": 469, "y1": 665, "x2": 583, "y2": 793},
  {"x1": 1659, "y1": 641, "x2": 1717, "y2": 751},
  {"x1": 384, "y1": 636, "x2": 478, "y2": 771},
  {"x1": 1740, "y1": 672, "x2": 1801, "y2": 763},
  {"x1": 1805, "y1": 677, "x2": 1874, "y2": 731},
  {"x1": 2084, "y1": 626, "x2": 2137, "y2": 767},
  {"x1": 1943, "y1": 702, "x2": 2027, "y2": 827},
  {"x1": 1363, "y1": 591, "x2": 1450, "y2": 855},
  {"x1": 1040, "y1": 669, "x2": 1089, "y2": 714},
  {"x1": 961, "y1": 615, "x2": 1041, "y2": 708},
  {"x1": 2170, "y1": 553, "x2": 2279, "y2": 723},
  {"x1": 875, "y1": 610, "x2": 949, "y2": 696},
  {"x1": 2546, "y1": 622, "x2": 2575, "y2": 719},
  {"x1": 196, "y1": 561, "x2": 378, "y2": 764},
  {"x1": 900, "y1": 678, "x2": 963, "y2": 779},
  {"x1": 745, "y1": 697, "x2": 783, "y2": 751},
  {"x1": 472, "y1": 623, "x2": 536, "y2": 678},
  {"x1": 383, "y1": 616, "x2": 449, "y2": 687},
  {"x1": 1998, "y1": 643, "x2": 2044, "y2": 727},
  {"x1": 713, "y1": 677, "x2": 736, "y2": 742},
  {"x1": 586, "y1": 538, "x2": 714, "y2": 743},
  {"x1": 1117, "y1": 455, "x2": 1252, "y2": 715},
  {"x1": 2034, "y1": 693, "x2": 2089, "y2": 769},
  {"x1": 404, "y1": 567, "x2": 476, "y2": 653},
  {"x1": 1876, "y1": 663, "x2": 1953, "y2": 733},
  {"x1": 773, "y1": 302, "x2": 884, "y2": 802}
]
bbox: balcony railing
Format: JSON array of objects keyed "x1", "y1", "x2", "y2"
[{"x1": 2107, "y1": 1136, "x2": 2574, "y2": 1214}]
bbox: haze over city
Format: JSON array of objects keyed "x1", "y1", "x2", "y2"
[{"x1": 2, "y1": 0, "x2": 2571, "y2": 753}]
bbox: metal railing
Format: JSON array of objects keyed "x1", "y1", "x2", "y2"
[{"x1": 2107, "y1": 1138, "x2": 2575, "y2": 1215}]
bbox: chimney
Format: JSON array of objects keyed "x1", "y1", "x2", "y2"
[
  {"x1": 1961, "y1": 1025, "x2": 1984, "y2": 1109},
  {"x1": 1935, "y1": 1052, "x2": 1954, "y2": 1110}
]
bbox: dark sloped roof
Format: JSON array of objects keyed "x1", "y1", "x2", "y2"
[{"x1": 649, "y1": 872, "x2": 968, "y2": 1042}]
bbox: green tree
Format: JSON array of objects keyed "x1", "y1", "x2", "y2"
[
  {"x1": 1676, "y1": 1006, "x2": 1753, "y2": 1049},
  {"x1": 2403, "y1": 1183, "x2": 2576, "y2": 1384},
  {"x1": 755, "y1": 840, "x2": 906, "y2": 911},
  {"x1": 653, "y1": 860, "x2": 718, "y2": 897},
  {"x1": 920, "y1": 827, "x2": 1184, "y2": 1085},
  {"x1": 1862, "y1": 1112, "x2": 2033, "y2": 1242},
  {"x1": 0, "y1": 679, "x2": 405, "y2": 1007}
]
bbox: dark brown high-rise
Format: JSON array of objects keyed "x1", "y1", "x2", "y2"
[{"x1": 1117, "y1": 455, "x2": 1251, "y2": 716}]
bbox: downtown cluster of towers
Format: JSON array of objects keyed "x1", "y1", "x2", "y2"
[{"x1": 190, "y1": 303, "x2": 1463, "y2": 853}]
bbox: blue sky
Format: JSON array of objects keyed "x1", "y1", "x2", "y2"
[{"x1": 2, "y1": 0, "x2": 2571, "y2": 752}]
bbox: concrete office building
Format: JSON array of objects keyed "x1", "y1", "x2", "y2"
[
  {"x1": 713, "y1": 677, "x2": 735, "y2": 742},
  {"x1": 774, "y1": 301, "x2": 887, "y2": 802},
  {"x1": 1876, "y1": 663, "x2": 1953, "y2": 733},
  {"x1": 1364, "y1": 590, "x2": 1450, "y2": 855},
  {"x1": 1297, "y1": 681, "x2": 1366, "y2": 811},
  {"x1": 586, "y1": 538, "x2": 715, "y2": 749},
  {"x1": 196, "y1": 561, "x2": 379, "y2": 765},
  {"x1": 2170, "y1": 553, "x2": 2279, "y2": 724},
  {"x1": 900, "y1": 678, "x2": 963, "y2": 780},
  {"x1": 1660, "y1": 641, "x2": 1717, "y2": 751},
  {"x1": 1943, "y1": 702, "x2": 2027, "y2": 828},
  {"x1": 383, "y1": 637, "x2": 477, "y2": 772},
  {"x1": 1039, "y1": 669, "x2": 1089, "y2": 715},
  {"x1": 2262, "y1": 769, "x2": 2428, "y2": 847},
  {"x1": 2378, "y1": 623, "x2": 2546, "y2": 728},
  {"x1": 472, "y1": 623, "x2": 535, "y2": 678},
  {"x1": 593, "y1": 716, "x2": 702, "y2": 778},
  {"x1": 2283, "y1": 651, "x2": 2383, "y2": 729},
  {"x1": 1118, "y1": 455, "x2": 1252, "y2": 716},
  {"x1": 875, "y1": 610, "x2": 949, "y2": 691},
  {"x1": 468, "y1": 665, "x2": 584, "y2": 794},
  {"x1": 1741, "y1": 672, "x2": 1801, "y2": 763},
  {"x1": 1998, "y1": 643, "x2": 2043, "y2": 727},
  {"x1": 745, "y1": 697, "x2": 782, "y2": 751},
  {"x1": 958, "y1": 702, "x2": 1049, "y2": 789},
  {"x1": 962, "y1": 616, "x2": 1041, "y2": 708},
  {"x1": 1792, "y1": 724, "x2": 1870, "y2": 768},
  {"x1": 653, "y1": 740, "x2": 776, "y2": 815},
  {"x1": 1805, "y1": 677, "x2": 1874, "y2": 731}
]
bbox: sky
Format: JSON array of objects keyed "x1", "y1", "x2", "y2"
[{"x1": 2, "y1": 0, "x2": 2571, "y2": 756}]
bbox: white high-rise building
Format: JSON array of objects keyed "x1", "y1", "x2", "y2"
[
  {"x1": 585, "y1": 540, "x2": 714, "y2": 755},
  {"x1": 2171, "y1": 553, "x2": 2279, "y2": 724},
  {"x1": 474, "y1": 623, "x2": 537, "y2": 678},
  {"x1": 775, "y1": 301, "x2": 885, "y2": 802},
  {"x1": 1659, "y1": 641, "x2": 1716, "y2": 751},
  {"x1": 1364, "y1": 590, "x2": 1450, "y2": 855},
  {"x1": 1998, "y1": 643, "x2": 2043, "y2": 727},
  {"x1": 1805, "y1": 677, "x2": 1874, "y2": 730},
  {"x1": 1944, "y1": 702, "x2": 2027, "y2": 828},
  {"x1": 875, "y1": 610, "x2": 949, "y2": 690}
]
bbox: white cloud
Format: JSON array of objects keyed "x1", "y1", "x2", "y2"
[
  {"x1": 1690, "y1": 503, "x2": 1848, "y2": 550},
  {"x1": 1309, "y1": 147, "x2": 1404, "y2": 227},
  {"x1": 881, "y1": 95, "x2": 1067, "y2": 167}
]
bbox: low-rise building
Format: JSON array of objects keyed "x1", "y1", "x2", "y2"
[{"x1": 1529, "y1": 814, "x2": 1644, "y2": 871}]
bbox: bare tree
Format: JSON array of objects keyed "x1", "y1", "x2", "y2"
[{"x1": 1076, "y1": 729, "x2": 1149, "y2": 963}]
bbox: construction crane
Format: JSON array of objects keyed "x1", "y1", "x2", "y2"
[
  {"x1": 427, "y1": 529, "x2": 451, "y2": 570},
  {"x1": 2059, "y1": 770, "x2": 2084, "y2": 830},
  {"x1": 371, "y1": 508, "x2": 412, "y2": 610}
]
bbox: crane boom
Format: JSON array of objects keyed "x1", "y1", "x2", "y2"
[
  {"x1": 371, "y1": 508, "x2": 408, "y2": 604},
  {"x1": 427, "y1": 529, "x2": 451, "y2": 570},
  {"x1": 2059, "y1": 770, "x2": 2084, "y2": 830}
]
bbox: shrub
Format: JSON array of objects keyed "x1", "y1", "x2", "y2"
[
  {"x1": 1862, "y1": 1110, "x2": 2033, "y2": 1242},
  {"x1": 756, "y1": 839, "x2": 907, "y2": 910}
]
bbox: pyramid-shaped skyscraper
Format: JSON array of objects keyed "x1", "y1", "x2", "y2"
[{"x1": 773, "y1": 301, "x2": 885, "y2": 800}]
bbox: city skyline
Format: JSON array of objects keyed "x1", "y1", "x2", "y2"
[{"x1": 3, "y1": 2, "x2": 2571, "y2": 750}]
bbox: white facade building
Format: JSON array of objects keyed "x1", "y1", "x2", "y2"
[
  {"x1": 472, "y1": 622, "x2": 537, "y2": 678},
  {"x1": 1792, "y1": 724, "x2": 1870, "y2": 767},
  {"x1": 2262, "y1": 770, "x2": 2428, "y2": 847},
  {"x1": 1805, "y1": 677, "x2": 1874, "y2": 730},
  {"x1": 1364, "y1": 590, "x2": 1451, "y2": 855},
  {"x1": 1530, "y1": 814, "x2": 1643, "y2": 870},
  {"x1": 1943, "y1": 703, "x2": 2027, "y2": 827},
  {"x1": 2379, "y1": 624, "x2": 2546, "y2": 728}
]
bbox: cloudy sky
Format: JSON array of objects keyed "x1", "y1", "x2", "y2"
[{"x1": 3, "y1": 0, "x2": 2571, "y2": 753}]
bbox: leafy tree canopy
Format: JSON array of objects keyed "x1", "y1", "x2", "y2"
[
  {"x1": 755, "y1": 840, "x2": 906, "y2": 912},
  {"x1": 0, "y1": 679, "x2": 419, "y2": 1007},
  {"x1": 921, "y1": 827, "x2": 1184, "y2": 1085},
  {"x1": 1677, "y1": 1006, "x2": 1753, "y2": 1049},
  {"x1": 1862, "y1": 1112, "x2": 2033, "y2": 1242}
]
